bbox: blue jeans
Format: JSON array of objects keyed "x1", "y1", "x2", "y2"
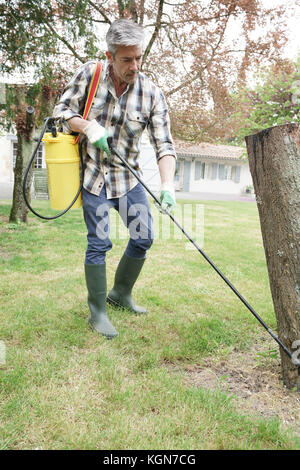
[{"x1": 82, "y1": 183, "x2": 154, "y2": 264}]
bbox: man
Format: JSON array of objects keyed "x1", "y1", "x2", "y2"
[{"x1": 53, "y1": 19, "x2": 176, "y2": 339}]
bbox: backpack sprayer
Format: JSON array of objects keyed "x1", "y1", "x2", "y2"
[
  {"x1": 23, "y1": 62, "x2": 102, "y2": 220},
  {"x1": 22, "y1": 116, "x2": 83, "y2": 220},
  {"x1": 22, "y1": 118, "x2": 300, "y2": 376}
]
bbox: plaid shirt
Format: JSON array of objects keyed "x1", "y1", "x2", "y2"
[{"x1": 53, "y1": 59, "x2": 176, "y2": 199}]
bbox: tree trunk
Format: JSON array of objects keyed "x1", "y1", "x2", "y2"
[
  {"x1": 245, "y1": 124, "x2": 300, "y2": 390},
  {"x1": 9, "y1": 96, "x2": 35, "y2": 224}
]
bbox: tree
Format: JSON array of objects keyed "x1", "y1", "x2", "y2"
[
  {"x1": 1, "y1": 0, "x2": 96, "y2": 222},
  {"x1": 1, "y1": 81, "x2": 60, "y2": 222},
  {"x1": 2, "y1": 1, "x2": 293, "y2": 120},
  {"x1": 245, "y1": 123, "x2": 300, "y2": 390},
  {"x1": 0, "y1": 0, "x2": 294, "y2": 221},
  {"x1": 231, "y1": 57, "x2": 300, "y2": 144}
]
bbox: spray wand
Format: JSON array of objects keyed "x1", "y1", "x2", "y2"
[{"x1": 108, "y1": 139, "x2": 300, "y2": 377}]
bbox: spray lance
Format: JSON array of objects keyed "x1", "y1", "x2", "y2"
[
  {"x1": 23, "y1": 119, "x2": 300, "y2": 375},
  {"x1": 107, "y1": 139, "x2": 300, "y2": 377}
]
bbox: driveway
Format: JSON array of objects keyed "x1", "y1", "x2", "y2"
[{"x1": 176, "y1": 191, "x2": 256, "y2": 202}]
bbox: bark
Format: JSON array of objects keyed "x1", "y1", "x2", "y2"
[
  {"x1": 9, "y1": 102, "x2": 35, "y2": 224},
  {"x1": 245, "y1": 124, "x2": 300, "y2": 390}
]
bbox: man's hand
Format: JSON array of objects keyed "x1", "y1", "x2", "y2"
[
  {"x1": 160, "y1": 182, "x2": 176, "y2": 212},
  {"x1": 83, "y1": 119, "x2": 110, "y2": 156}
]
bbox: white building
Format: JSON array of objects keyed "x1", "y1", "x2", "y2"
[
  {"x1": 0, "y1": 133, "x2": 46, "y2": 198},
  {"x1": 139, "y1": 135, "x2": 253, "y2": 195},
  {"x1": 173, "y1": 140, "x2": 252, "y2": 195},
  {"x1": 0, "y1": 134, "x2": 18, "y2": 184},
  {"x1": 0, "y1": 134, "x2": 45, "y2": 184}
]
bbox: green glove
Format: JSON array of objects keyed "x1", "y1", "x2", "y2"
[
  {"x1": 93, "y1": 134, "x2": 110, "y2": 156},
  {"x1": 160, "y1": 183, "x2": 176, "y2": 212},
  {"x1": 83, "y1": 119, "x2": 110, "y2": 156}
]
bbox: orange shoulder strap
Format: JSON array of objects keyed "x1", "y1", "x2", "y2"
[{"x1": 74, "y1": 62, "x2": 102, "y2": 144}]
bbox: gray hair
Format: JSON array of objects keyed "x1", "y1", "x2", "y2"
[{"x1": 106, "y1": 19, "x2": 144, "y2": 56}]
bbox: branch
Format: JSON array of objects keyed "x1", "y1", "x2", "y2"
[
  {"x1": 138, "y1": 0, "x2": 145, "y2": 25},
  {"x1": 166, "y1": 71, "x2": 202, "y2": 97},
  {"x1": 50, "y1": 12, "x2": 108, "y2": 24},
  {"x1": 87, "y1": 0, "x2": 112, "y2": 24},
  {"x1": 43, "y1": 19, "x2": 85, "y2": 63},
  {"x1": 129, "y1": 0, "x2": 138, "y2": 23},
  {"x1": 142, "y1": 0, "x2": 165, "y2": 65},
  {"x1": 167, "y1": 10, "x2": 231, "y2": 97},
  {"x1": 117, "y1": 0, "x2": 125, "y2": 17}
]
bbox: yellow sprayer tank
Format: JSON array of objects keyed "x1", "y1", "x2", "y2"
[{"x1": 42, "y1": 132, "x2": 82, "y2": 210}]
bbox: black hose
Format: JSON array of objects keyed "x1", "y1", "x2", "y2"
[
  {"x1": 22, "y1": 117, "x2": 83, "y2": 220},
  {"x1": 22, "y1": 129, "x2": 300, "y2": 374}
]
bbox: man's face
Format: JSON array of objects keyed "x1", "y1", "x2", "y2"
[{"x1": 106, "y1": 45, "x2": 143, "y2": 85}]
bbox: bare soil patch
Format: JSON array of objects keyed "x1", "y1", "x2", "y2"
[{"x1": 181, "y1": 337, "x2": 300, "y2": 434}]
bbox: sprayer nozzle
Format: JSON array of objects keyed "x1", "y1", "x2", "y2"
[{"x1": 45, "y1": 117, "x2": 57, "y2": 137}]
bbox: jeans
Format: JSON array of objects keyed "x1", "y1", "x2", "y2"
[{"x1": 82, "y1": 183, "x2": 154, "y2": 264}]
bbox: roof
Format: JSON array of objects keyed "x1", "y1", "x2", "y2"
[{"x1": 174, "y1": 139, "x2": 246, "y2": 161}]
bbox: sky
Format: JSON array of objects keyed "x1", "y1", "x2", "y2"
[{"x1": 262, "y1": 0, "x2": 300, "y2": 60}]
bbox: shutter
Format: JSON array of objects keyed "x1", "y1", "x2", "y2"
[
  {"x1": 211, "y1": 163, "x2": 218, "y2": 180},
  {"x1": 174, "y1": 161, "x2": 180, "y2": 181},
  {"x1": 218, "y1": 164, "x2": 225, "y2": 180},
  {"x1": 235, "y1": 165, "x2": 241, "y2": 183},
  {"x1": 194, "y1": 161, "x2": 202, "y2": 180}
]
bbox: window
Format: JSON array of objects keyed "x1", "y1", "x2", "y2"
[
  {"x1": 218, "y1": 164, "x2": 241, "y2": 183},
  {"x1": 233, "y1": 165, "x2": 241, "y2": 183},
  {"x1": 34, "y1": 145, "x2": 43, "y2": 169},
  {"x1": 218, "y1": 164, "x2": 225, "y2": 180},
  {"x1": 224, "y1": 165, "x2": 232, "y2": 180},
  {"x1": 194, "y1": 161, "x2": 206, "y2": 180},
  {"x1": 211, "y1": 163, "x2": 218, "y2": 180},
  {"x1": 201, "y1": 162, "x2": 205, "y2": 179},
  {"x1": 12, "y1": 141, "x2": 44, "y2": 169},
  {"x1": 192, "y1": 160, "x2": 241, "y2": 183},
  {"x1": 194, "y1": 162, "x2": 201, "y2": 180}
]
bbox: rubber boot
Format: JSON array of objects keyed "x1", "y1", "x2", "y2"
[
  {"x1": 85, "y1": 263, "x2": 118, "y2": 339},
  {"x1": 107, "y1": 253, "x2": 147, "y2": 314}
]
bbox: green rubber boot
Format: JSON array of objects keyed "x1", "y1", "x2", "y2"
[
  {"x1": 107, "y1": 253, "x2": 147, "y2": 314},
  {"x1": 85, "y1": 263, "x2": 118, "y2": 339}
]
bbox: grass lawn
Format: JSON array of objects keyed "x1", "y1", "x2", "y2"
[{"x1": 0, "y1": 197, "x2": 299, "y2": 450}]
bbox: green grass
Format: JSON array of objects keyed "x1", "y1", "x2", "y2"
[{"x1": 0, "y1": 198, "x2": 299, "y2": 450}]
